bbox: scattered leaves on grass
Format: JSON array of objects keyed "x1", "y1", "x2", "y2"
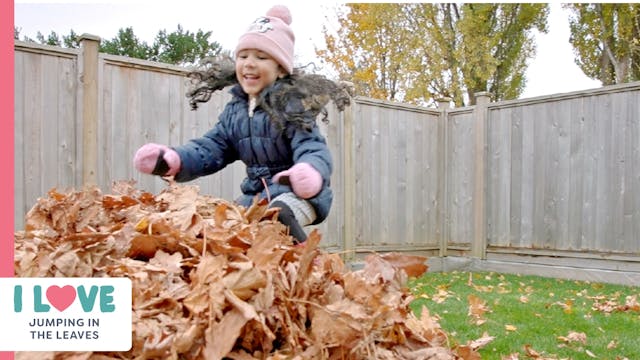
[
  {"x1": 549, "y1": 299, "x2": 573, "y2": 314},
  {"x1": 504, "y1": 324, "x2": 517, "y2": 332},
  {"x1": 413, "y1": 271, "x2": 640, "y2": 360},
  {"x1": 467, "y1": 294, "x2": 490, "y2": 325},
  {"x1": 467, "y1": 332, "x2": 495, "y2": 350},
  {"x1": 591, "y1": 294, "x2": 640, "y2": 313},
  {"x1": 433, "y1": 286, "x2": 453, "y2": 304},
  {"x1": 521, "y1": 344, "x2": 560, "y2": 360},
  {"x1": 557, "y1": 331, "x2": 586, "y2": 345}
]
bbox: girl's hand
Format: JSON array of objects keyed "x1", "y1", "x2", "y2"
[
  {"x1": 273, "y1": 162, "x2": 322, "y2": 199},
  {"x1": 133, "y1": 143, "x2": 181, "y2": 176}
]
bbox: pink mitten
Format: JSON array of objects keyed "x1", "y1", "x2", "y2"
[
  {"x1": 133, "y1": 143, "x2": 181, "y2": 176},
  {"x1": 273, "y1": 162, "x2": 322, "y2": 199}
]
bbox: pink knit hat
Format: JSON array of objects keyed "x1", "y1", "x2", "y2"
[{"x1": 235, "y1": 5, "x2": 295, "y2": 74}]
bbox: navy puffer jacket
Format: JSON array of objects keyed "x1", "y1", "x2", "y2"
[{"x1": 172, "y1": 83, "x2": 333, "y2": 224}]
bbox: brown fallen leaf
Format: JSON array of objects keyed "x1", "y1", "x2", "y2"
[
  {"x1": 505, "y1": 324, "x2": 518, "y2": 332},
  {"x1": 557, "y1": 331, "x2": 587, "y2": 345},
  {"x1": 378, "y1": 252, "x2": 429, "y2": 278},
  {"x1": 468, "y1": 294, "x2": 490, "y2": 325},
  {"x1": 523, "y1": 344, "x2": 541, "y2": 357},
  {"x1": 467, "y1": 331, "x2": 495, "y2": 350}
]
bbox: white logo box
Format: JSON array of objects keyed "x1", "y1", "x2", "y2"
[{"x1": 0, "y1": 278, "x2": 131, "y2": 351}]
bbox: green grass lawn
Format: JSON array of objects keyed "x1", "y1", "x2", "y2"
[{"x1": 409, "y1": 271, "x2": 640, "y2": 360}]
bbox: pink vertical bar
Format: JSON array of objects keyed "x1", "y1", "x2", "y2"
[{"x1": 1, "y1": 0, "x2": 15, "y2": 359}]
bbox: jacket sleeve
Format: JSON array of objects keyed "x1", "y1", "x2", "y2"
[
  {"x1": 289, "y1": 124, "x2": 333, "y2": 184},
  {"x1": 172, "y1": 108, "x2": 238, "y2": 182}
]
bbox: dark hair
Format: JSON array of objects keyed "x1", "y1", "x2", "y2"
[
  {"x1": 185, "y1": 56, "x2": 353, "y2": 130},
  {"x1": 185, "y1": 56, "x2": 238, "y2": 110}
]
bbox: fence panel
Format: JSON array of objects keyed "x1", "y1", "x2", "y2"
[
  {"x1": 486, "y1": 86, "x2": 640, "y2": 255},
  {"x1": 351, "y1": 99, "x2": 442, "y2": 252},
  {"x1": 14, "y1": 43, "x2": 80, "y2": 229}
]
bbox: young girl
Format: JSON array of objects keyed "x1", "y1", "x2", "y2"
[{"x1": 133, "y1": 5, "x2": 348, "y2": 244}]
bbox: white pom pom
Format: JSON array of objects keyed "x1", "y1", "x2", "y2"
[{"x1": 267, "y1": 5, "x2": 292, "y2": 25}]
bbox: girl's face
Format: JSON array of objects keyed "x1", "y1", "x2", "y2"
[{"x1": 235, "y1": 49, "x2": 286, "y2": 98}]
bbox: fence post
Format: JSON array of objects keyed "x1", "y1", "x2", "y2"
[
  {"x1": 79, "y1": 34, "x2": 100, "y2": 186},
  {"x1": 342, "y1": 103, "x2": 356, "y2": 264},
  {"x1": 472, "y1": 92, "x2": 490, "y2": 259},
  {"x1": 436, "y1": 98, "x2": 451, "y2": 257}
]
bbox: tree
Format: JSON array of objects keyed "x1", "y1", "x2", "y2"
[
  {"x1": 100, "y1": 27, "x2": 154, "y2": 60},
  {"x1": 457, "y1": 4, "x2": 548, "y2": 104},
  {"x1": 316, "y1": 4, "x2": 412, "y2": 102},
  {"x1": 14, "y1": 26, "x2": 222, "y2": 66},
  {"x1": 62, "y1": 29, "x2": 81, "y2": 48},
  {"x1": 318, "y1": 3, "x2": 548, "y2": 106},
  {"x1": 15, "y1": 28, "x2": 80, "y2": 48},
  {"x1": 36, "y1": 30, "x2": 62, "y2": 46},
  {"x1": 564, "y1": 3, "x2": 640, "y2": 85},
  {"x1": 151, "y1": 25, "x2": 221, "y2": 66}
]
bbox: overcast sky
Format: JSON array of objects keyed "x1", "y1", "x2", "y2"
[{"x1": 14, "y1": 1, "x2": 601, "y2": 100}]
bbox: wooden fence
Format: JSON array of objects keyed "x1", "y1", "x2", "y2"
[{"x1": 14, "y1": 37, "x2": 640, "y2": 274}]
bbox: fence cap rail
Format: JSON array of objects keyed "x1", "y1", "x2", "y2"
[
  {"x1": 14, "y1": 40, "x2": 78, "y2": 58},
  {"x1": 355, "y1": 96, "x2": 440, "y2": 114},
  {"x1": 101, "y1": 53, "x2": 189, "y2": 75},
  {"x1": 490, "y1": 80, "x2": 640, "y2": 109}
]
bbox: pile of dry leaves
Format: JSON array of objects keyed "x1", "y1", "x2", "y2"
[{"x1": 14, "y1": 181, "x2": 480, "y2": 359}]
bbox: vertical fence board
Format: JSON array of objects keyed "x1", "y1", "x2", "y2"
[
  {"x1": 509, "y1": 106, "x2": 523, "y2": 248},
  {"x1": 406, "y1": 111, "x2": 421, "y2": 246},
  {"x1": 425, "y1": 108, "x2": 441, "y2": 247},
  {"x1": 610, "y1": 93, "x2": 625, "y2": 251},
  {"x1": 545, "y1": 103, "x2": 560, "y2": 249},
  {"x1": 532, "y1": 102, "x2": 548, "y2": 248},
  {"x1": 446, "y1": 110, "x2": 473, "y2": 247},
  {"x1": 13, "y1": 50, "x2": 27, "y2": 227},
  {"x1": 627, "y1": 91, "x2": 640, "y2": 252},
  {"x1": 556, "y1": 99, "x2": 572, "y2": 248},
  {"x1": 487, "y1": 105, "x2": 511, "y2": 247},
  {"x1": 567, "y1": 97, "x2": 584, "y2": 250},
  {"x1": 519, "y1": 102, "x2": 536, "y2": 247},
  {"x1": 378, "y1": 106, "x2": 391, "y2": 245},
  {"x1": 595, "y1": 94, "x2": 612, "y2": 250},
  {"x1": 392, "y1": 108, "x2": 407, "y2": 246},
  {"x1": 582, "y1": 97, "x2": 598, "y2": 249}
]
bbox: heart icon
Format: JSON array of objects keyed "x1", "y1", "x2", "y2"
[{"x1": 46, "y1": 285, "x2": 76, "y2": 312}]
